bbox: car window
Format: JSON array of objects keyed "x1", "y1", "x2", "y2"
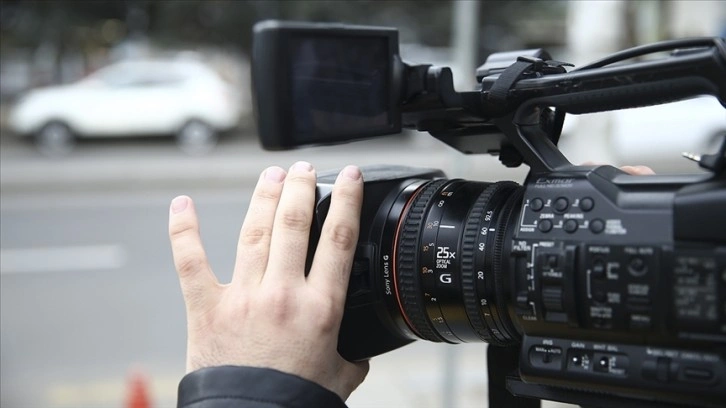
[{"x1": 90, "y1": 62, "x2": 186, "y2": 88}]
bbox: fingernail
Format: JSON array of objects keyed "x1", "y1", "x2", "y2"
[
  {"x1": 264, "y1": 166, "x2": 286, "y2": 183},
  {"x1": 171, "y1": 196, "x2": 189, "y2": 214},
  {"x1": 291, "y1": 161, "x2": 313, "y2": 172},
  {"x1": 341, "y1": 165, "x2": 361, "y2": 180}
]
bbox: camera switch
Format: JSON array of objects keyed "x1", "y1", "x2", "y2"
[
  {"x1": 542, "y1": 286, "x2": 564, "y2": 312},
  {"x1": 529, "y1": 345, "x2": 563, "y2": 370},
  {"x1": 642, "y1": 357, "x2": 677, "y2": 383},
  {"x1": 547, "y1": 254, "x2": 558, "y2": 268},
  {"x1": 516, "y1": 290, "x2": 530, "y2": 310},
  {"x1": 592, "y1": 259, "x2": 606, "y2": 279}
]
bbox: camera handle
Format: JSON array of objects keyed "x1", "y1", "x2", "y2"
[
  {"x1": 501, "y1": 77, "x2": 725, "y2": 174},
  {"x1": 408, "y1": 37, "x2": 725, "y2": 174},
  {"x1": 487, "y1": 37, "x2": 726, "y2": 174}
]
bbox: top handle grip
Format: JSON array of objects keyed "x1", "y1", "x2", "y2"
[
  {"x1": 511, "y1": 37, "x2": 726, "y2": 121},
  {"x1": 505, "y1": 39, "x2": 726, "y2": 173},
  {"x1": 545, "y1": 77, "x2": 719, "y2": 115}
]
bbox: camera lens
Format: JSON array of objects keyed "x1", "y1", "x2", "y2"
[{"x1": 389, "y1": 179, "x2": 523, "y2": 346}]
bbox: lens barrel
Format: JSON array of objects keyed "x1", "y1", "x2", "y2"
[{"x1": 390, "y1": 179, "x2": 523, "y2": 346}]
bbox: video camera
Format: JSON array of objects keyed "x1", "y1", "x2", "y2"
[{"x1": 252, "y1": 20, "x2": 726, "y2": 408}]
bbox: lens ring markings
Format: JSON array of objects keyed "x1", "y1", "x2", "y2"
[
  {"x1": 394, "y1": 179, "x2": 448, "y2": 342},
  {"x1": 394, "y1": 178, "x2": 522, "y2": 345}
]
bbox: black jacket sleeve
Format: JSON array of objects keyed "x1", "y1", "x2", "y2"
[{"x1": 177, "y1": 366, "x2": 348, "y2": 408}]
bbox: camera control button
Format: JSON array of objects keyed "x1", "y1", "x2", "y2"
[
  {"x1": 592, "y1": 259, "x2": 606, "y2": 279},
  {"x1": 538, "y1": 219, "x2": 553, "y2": 232},
  {"x1": 564, "y1": 219, "x2": 578, "y2": 233},
  {"x1": 554, "y1": 197, "x2": 569, "y2": 212},
  {"x1": 590, "y1": 219, "x2": 605, "y2": 234},
  {"x1": 628, "y1": 257, "x2": 648, "y2": 277},
  {"x1": 580, "y1": 197, "x2": 595, "y2": 212},
  {"x1": 530, "y1": 198, "x2": 544, "y2": 212}
]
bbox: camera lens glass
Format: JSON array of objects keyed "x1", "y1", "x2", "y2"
[{"x1": 385, "y1": 179, "x2": 523, "y2": 346}]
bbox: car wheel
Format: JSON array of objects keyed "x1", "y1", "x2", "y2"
[
  {"x1": 35, "y1": 121, "x2": 75, "y2": 156},
  {"x1": 707, "y1": 132, "x2": 725, "y2": 153},
  {"x1": 177, "y1": 120, "x2": 218, "y2": 155}
]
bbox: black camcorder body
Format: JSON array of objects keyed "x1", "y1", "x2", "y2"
[{"x1": 252, "y1": 20, "x2": 726, "y2": 408}]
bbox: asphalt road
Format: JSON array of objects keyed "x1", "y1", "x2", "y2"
[
  {"x1": 0, "y1": 134, "x2": 575, "y2": 408},
  {"x1": 1, "y1": 183, "x2": 252, "y2": 407}
]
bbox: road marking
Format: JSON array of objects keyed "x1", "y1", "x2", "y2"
[{"x1": 0, "y1": 245, "x2": 127, "y2": 274}]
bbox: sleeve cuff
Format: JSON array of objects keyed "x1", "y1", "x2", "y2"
[{"x1": 178, "y1": 365, "x2": 347, "y2": 408}]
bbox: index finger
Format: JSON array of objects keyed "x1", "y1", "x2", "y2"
[{"x1": 307, "y1": 166, "x2": 363, "y2": 304}]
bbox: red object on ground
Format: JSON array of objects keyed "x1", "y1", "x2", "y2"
[{"x1": 126, "y1": 370, "x2": 152, "y2": 408}]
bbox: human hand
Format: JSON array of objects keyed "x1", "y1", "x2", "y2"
[
  {"x1": 619, "y1": 165, "x2": 655, "y2": 175},
  {"x1": 168, "y1": 162, "x2": 369, "y2": 400},
  {"x1": 581, "y1": 162, "x2": 656, "y2": 176}
]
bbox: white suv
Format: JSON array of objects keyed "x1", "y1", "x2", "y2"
[{"x1": 9, "y1": 58, "x2": 245, "y2": 155}]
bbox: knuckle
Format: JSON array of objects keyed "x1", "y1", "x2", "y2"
[
  {"x1": 287, "y1": 172, "x2": 315, "y2": 185},
  {"x1": 169, "y1": 219, "x2": 196, "y2": 240},
  {"x1": 255, "y1": 186, "x2": 281, "y2": 202},
  {"x1": 177, "y1": 254, "x2": 205, "y2": 277},
  {"x1": 263, "y1": 289, "x2": 295, "y2": 323},
  {"x1": 310, "y1": 296, "x2": 339, "y2": 333},
  {"x1": 280, "y1": 207, "x2": 311, "y2": 231},
  {"x1": 325, "y1": 223, "x2": 357, "y2": 251},
  {"x1": 239, "y1": 225, "x2": 273, "y2": 246},
  {"x1": 335, "y1": 182, "x2": 362, "y2": 201}
]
